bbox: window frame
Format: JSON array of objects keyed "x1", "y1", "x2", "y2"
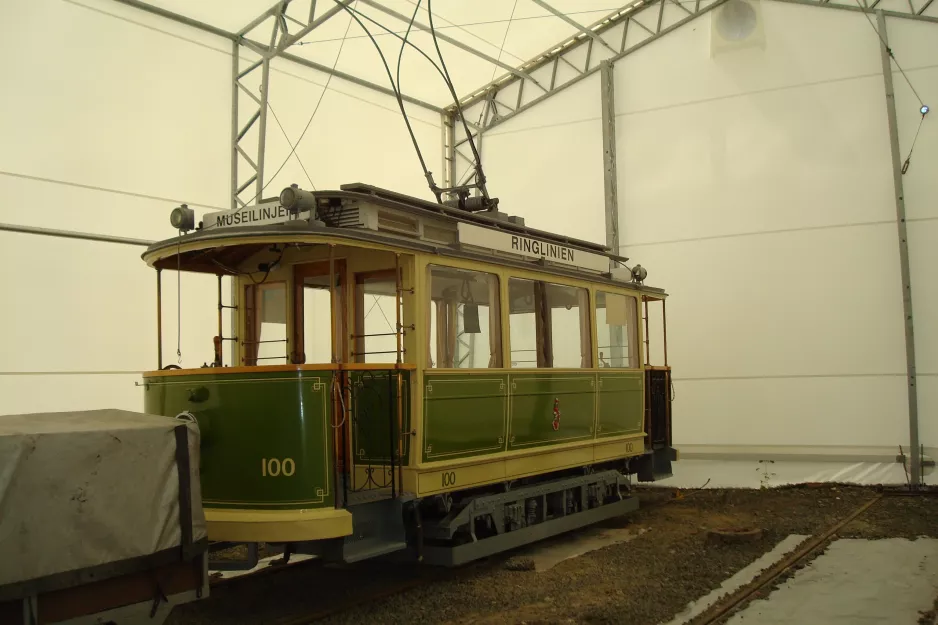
[
  {"x1": 292, "y1": 259, "x2": 348, "y2": 365},
  {"x1": 594, "y1": 288, "x2": 641, "y2": 370},
  {"x1": 506, "y1": 276, "x2": 592, "y2": 370},
  {"x1": 242, "y1": 280, "x2": 289, "y2": 367},
  {"x1": 426, "y1": 263, "x2": 503, "y2": 370}
]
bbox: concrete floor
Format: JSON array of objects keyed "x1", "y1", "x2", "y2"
[{"x1": 727, "y1": 538, "x2": 938, "y2": 624}]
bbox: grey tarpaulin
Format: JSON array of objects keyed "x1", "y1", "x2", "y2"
[{"x1": 0, "y1": 409, "x2": 206, "y2": 590}]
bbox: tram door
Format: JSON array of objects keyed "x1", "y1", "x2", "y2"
[
  {"x1": 293, "y1": 261, "x2": 348, "y2": 496},
  {"x1": 348, "y1": 267, "x2": 405, "y2": 498}
]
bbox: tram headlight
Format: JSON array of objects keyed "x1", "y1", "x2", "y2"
[
  {"x1": 631, "y1": 264, "x2": 648, "y2": 283},
  {"x1": 170, "y1": 204, "x2": 195, "y2": 232},
  {"x1": 280, "y1": 184, "x2": 317, "y2": 213}
]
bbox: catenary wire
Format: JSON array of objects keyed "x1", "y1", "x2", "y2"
[
  {"x1": 332, "y1": 0, "x2": 436, "y2": 190},
  {"x1": 267, "y1": 100, "x2": 316, "y2": 190},
  {"x1": 853, "y1": 0, "x2": 929, "y2": 174},
  {"x1": 426, "y1": 0, "x2": 487, "y2": 194},
  {"x1": 242, "y1": 4, "x2": 357, "y2": 206},
  {"x1": 479, "y1": 0, "x2": 519, "y2": 126}
]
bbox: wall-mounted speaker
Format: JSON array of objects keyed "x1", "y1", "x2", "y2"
[{"x1": 710, "y1": 0, "x2": 766, "y2": 56}]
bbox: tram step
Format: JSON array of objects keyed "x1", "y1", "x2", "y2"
[{"x1": 336, "y1": 498, "x2": 409, "y2": 564}]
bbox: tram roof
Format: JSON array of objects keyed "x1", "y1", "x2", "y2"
[{"x1": 143, "y1": 183, "x2": 666, "y2": 297}]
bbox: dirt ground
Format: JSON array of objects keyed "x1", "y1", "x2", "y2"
[{"x1": 168, "y1": 486, "x2": 938, "y2": 625}]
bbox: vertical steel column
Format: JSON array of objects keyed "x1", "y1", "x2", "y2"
[
  {"x1": 156, "y1": 269, "x2": 163, "y2": 370},
  {"x1": 441, "y1": 111, "x2": 456, "y2": 192},
  {"x1": 601, "y1": 61, "x2": 625, "y2": 367},
  {"x1": 230, "y1": 40, "x2": 240, "y2": 209},
  {"x1": 256, "y1": 57, "x2": 272, "y2": 201},
  {"x1": 876, "y1": 11, "x2": 920, "y2": 487},
  {"x1": 600, "y1": 61, "x2": 620, "y2": 263}
]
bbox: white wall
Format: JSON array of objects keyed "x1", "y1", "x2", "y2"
[
  {"x1": 474, "y1": 74, "x2": 608, "y2": 244},
  {"x1": 0, "y1": 0, "x2": 440, "y2": 415},
  {"x1": 471, "y1": 1, "x2": 936, "y2": 463},
  {"x1": 611, "y1": 2, "x2": 937, "y2": 455}
]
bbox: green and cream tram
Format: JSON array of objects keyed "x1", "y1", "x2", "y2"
[{"x1": 141, "y1": 183, "x2": 676, "y2": 565}]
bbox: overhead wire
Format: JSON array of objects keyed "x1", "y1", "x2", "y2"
[
  {"x1": 267, "y1": 100, "x2": 316, "y2": 191},
  {"x1": 426, "y1": 0, "x2": 488, "y2": 197},
  {"x1": 241, "y1": 3, "x2": 357, "y2": 206},
  {"x1": 478, "y1": 0, "x2": 519, "y2": 127},
  {"x1": 332, "y1": 0, "x2": 437, "y2": 192},
  {"x1": 343, "y1": 3, "x2": 450, "y2": 94}
]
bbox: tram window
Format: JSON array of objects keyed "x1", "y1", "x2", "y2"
[
  {"x1": 547, "y1": 283, "x2": 591, "y2": 368},
  {"x1": 508, "y1": 279, "x2": 539, "y2": 368},
  {"x1": 302, "y1": 276, "x2": 333, "y2": 364},
  {"x1": 427, "y1": 266, "x2": 501, "y2": 369},
  {"x1": 244, "y1": 282, "x2": 287, "y2": 366},
  {"x1": 596, "y1": 291, "x2": 639, "y2": 368},
  {"x1": 354, "y1": 271, "x2": 401, "y2": 363},
  {"x1": 508, "y1": 278, "x2": 591, "y2": 369}
]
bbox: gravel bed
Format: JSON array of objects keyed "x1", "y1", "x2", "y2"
[{"x1": 167, "y1": 486, "x2": 938, "y2": 625}]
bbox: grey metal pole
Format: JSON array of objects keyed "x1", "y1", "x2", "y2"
[
  {"x1": 876, "y1": 11, "x2": 921, "y2": 487},
  {"x1": 0, "y1": 222, "x2": 151, "y2": 246},
  {"x1": 230, "y1": 40, "x2": 240, "y2": 209},
  {"x1": 441, "y1": 111, "x2": 455, "y2": 191},
  {"x1": 600, "y1": 61, "x2": 620, "y2": 261},
  {"x1": 600, "y1": 60, "x2": 625, "y2": 367},
  {"x1": 256, "y1": 57, "x2": 272, "y2": 202}
]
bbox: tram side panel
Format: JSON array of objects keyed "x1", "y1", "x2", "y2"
[
  {"x1": 143, "y1": 369, "x2": 351, "y2": 542},
  {"x1": 415, "y1": 369, "x2": 653, "y2": 498}
]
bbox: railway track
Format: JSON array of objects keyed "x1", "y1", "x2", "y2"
[{"x1": 689, "y1": 493, "x2": 885, "y2": 625}]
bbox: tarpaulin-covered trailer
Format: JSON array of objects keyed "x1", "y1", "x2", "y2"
[{"x1": 0, "y1": 410, "x2": 208, "y2": 624}]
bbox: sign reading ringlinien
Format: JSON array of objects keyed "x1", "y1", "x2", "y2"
[
  {"x1": 203, "y1": 201, "x2": 308, "y2": 230},
  {"x1": 456, "y1": 222, "x2": 608, "y2": 272}
]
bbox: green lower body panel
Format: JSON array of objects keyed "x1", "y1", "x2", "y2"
[
  {"x1": 422, "y1": 370, "x2": 646, "y2": 463},
  {"x1": 509, "y1": 373, "x2": 596, "y2": 449},
  {"x1": 597, "y1": 372, "x2": 644, "y2": 437},
  {"x1": 423, "y1": 374, "x2": 508, "y2": 462},
  {"x1": 143, "y1": 370, "x2": 335, "y2": 510}
]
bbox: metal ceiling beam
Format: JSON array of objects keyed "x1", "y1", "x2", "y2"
[
  {"x1": 769, "y1": 0, "x2": 938, "y2": 22},
  {"x1": 355, "y1": 0, "x2": 546, "y2": 91},
  {"x1": 107, "y1": 0, "x2": 440, "y2": 113},
  {"x1": 268, "y1": 2, "x2": 349, "y2": 54},
  {"x1": 451, "y1": 0, "x2": 937, "y2": 118},
  {"x1": 454, "y1": 0, "x2": 729, "y2": 135},
  {"x1": 0, "y1": 222, "x2": 152, "y2": 247},
  {"x1": 238, "y1": 0, "x2": 289, "y2": 36},
  {"x1": 530, "y1": 0, "x2": 618, "y2": 54}
]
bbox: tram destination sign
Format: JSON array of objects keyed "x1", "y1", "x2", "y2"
[
  {"x1": 203, "y1": 201, "x2": 309, "y2": 230},
  {"x1": 457, "y1": 222, "x2": 608, "y2": 272}
]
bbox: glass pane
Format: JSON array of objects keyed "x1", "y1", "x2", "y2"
[
  {"x1": 508, "y1": 278, "x2": 538, "y2": 368},
  {"x1": 357, "y1": 274, "x2": 399, "y2": 363},
  {"x1": 257, "y1": 283, "x2": 287, "y2": 364},
  {"x1": 428, "y1": 266, "x2": 500, "y2": 369},
  {"x1": 303, "y1": 284, "x2": 332, "y2": 364},
  {"x1": 596, "y1": 290, "x2": 638, "y2": 368},
  {"x1": 545, "y1": 282, "x2": 589, "y2": 369}
]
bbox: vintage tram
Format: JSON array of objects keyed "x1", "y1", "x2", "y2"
[{"x1": 141, "y1": 183, "x2": 676, "y2": 566}]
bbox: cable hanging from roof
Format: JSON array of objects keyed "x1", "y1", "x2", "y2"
[
  {"x1": 331, "y1": 0, "x2": 495, "y2": 211},
  {"x1": 854, "y1": 0, "x2": 930, "y2": 174}
]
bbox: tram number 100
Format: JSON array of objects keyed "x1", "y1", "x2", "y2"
[
  {"x1": 441, "y1": 471, "x2": 456, "y2": 488},
  {"x1": 261, "y1": 457, "x2": 296, "y2": 477}
]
